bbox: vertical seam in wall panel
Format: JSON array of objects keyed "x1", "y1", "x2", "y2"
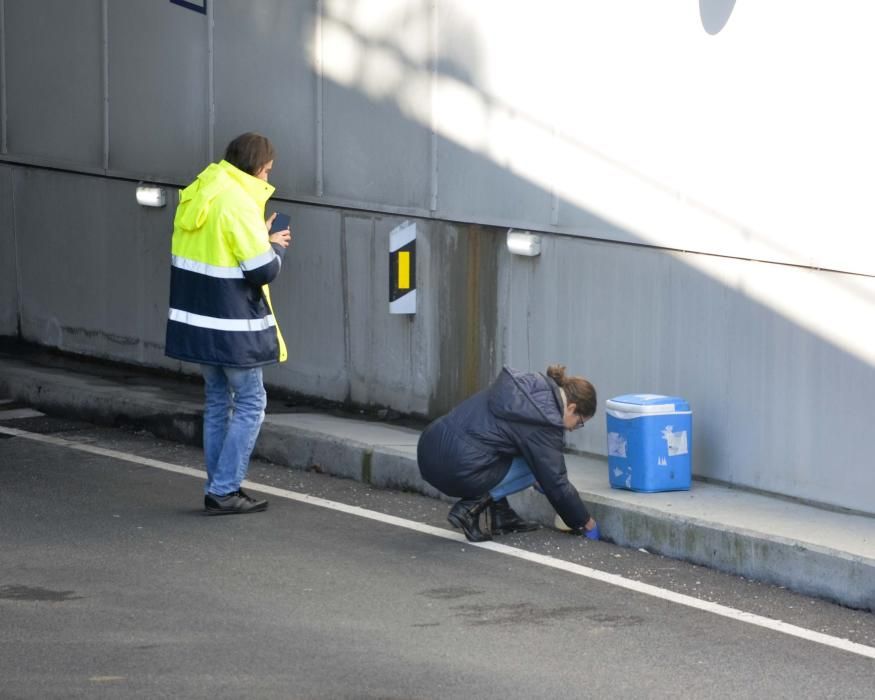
[
  {"x1": 429, "y1": 0, "x2": 438, "y2": 213},
  {"x1": 0, "y1": 0, "x2": 7, "y2": 154},
  {"x1": 497, "y1": 243, "x2": 510, "y2": 368},
  {"x1": 550, "y1": 127, "x2": 559, "y2": 225},
  {"x1": 463, "y1": 227, "x2": 481, "y2": 396},
  {"x1": 339, "y1": 214, "x2": 351, "y2": 400},
  {"x1": 315, "y1": 0, "x2": 324, "y2": 197},
  {"x1": 525, "y1": 261, "x2": 533, "y2": 367},
  {"x1": 10, "y1": 169, "x2": 21, "y2": 335},
  {"x1": 207, "y1": 0, "x2": 215, "y2": 162},
  {"x1": 101, "y1": 0, "x2": 109, "y2": 170},
  {"x1": 548, "y1": 30, "x2": 558, "y2": 226}
]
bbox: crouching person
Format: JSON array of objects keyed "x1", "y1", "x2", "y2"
[{"x1": 417, "y1": 364, "x2": 600, "y2": 542}]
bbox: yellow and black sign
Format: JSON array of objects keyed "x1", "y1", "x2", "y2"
[{"x1": 389, "y1": 221, "x2": 416, "y2": 314}]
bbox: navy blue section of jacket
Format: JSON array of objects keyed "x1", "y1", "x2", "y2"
[
  {"x1": 241, "y1": 252, "x2": 282, "y2": 287},
  {"x1": 165, "y1": 321, "x2": 279, "y2": 368},
  {"x1": 169, "y1": 266, "x2": 269, "y2": 320},
  {"x1": 165, "y1": 240, "x2": 286, "y2": 368},
  {"x1": 417, "y1": 366, "x2": 591, "y2": 530}
]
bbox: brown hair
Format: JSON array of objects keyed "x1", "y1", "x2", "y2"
[
  {"x1": 546, "y1": 364, "x2": 597, "y2": 418},
  {"x1": 224, "y1": 132, "x2": 275, "y2": 177}
]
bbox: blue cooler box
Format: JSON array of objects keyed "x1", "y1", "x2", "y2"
[{"x1": 606, "y1": 394, "x2": 692, "y2": 492}]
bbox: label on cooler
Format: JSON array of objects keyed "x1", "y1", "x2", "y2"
[
  {"x1": 661, "y1": 426, "x2": 689, "y2": 456},
  {"x1": 608, "y1": 432, "x2": 627, "y2": 458}
]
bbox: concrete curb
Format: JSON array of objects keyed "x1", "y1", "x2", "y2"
[
  {"x1": 0, "y1": 363, "x2": 204, "y2": 444},
  {"x1": 509, "y1": 486, "x2": 875, "y2": 610},
  {"x1": 1, "y1": 357, "x2": 873, "y2": 611}
]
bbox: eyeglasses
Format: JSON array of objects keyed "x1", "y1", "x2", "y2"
[{"x1": 572, "y1": 414, "x2": 588, "y2": 431}]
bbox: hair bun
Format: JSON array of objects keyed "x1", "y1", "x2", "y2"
[{"x1": 546, "y1": 364, "x2": 567, "y2": 386}]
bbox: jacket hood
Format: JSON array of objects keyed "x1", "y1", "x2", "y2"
[
  {"x1": 488, "y1": 366, "x2": 564, "y2": 427},
  {"x1": 174, "y1": 160, "x2": 275, "y2": 233}
]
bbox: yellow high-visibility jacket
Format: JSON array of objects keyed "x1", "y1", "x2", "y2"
[{"x1": 165, "y1": 160, "x2": 288, "y2": 367}]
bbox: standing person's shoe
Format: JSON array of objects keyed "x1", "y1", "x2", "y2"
[
  {"x1": 204, "y1": 488, "x2": 268, "y2": 515},
  {"x1": 488, "y1": 497, "x2": 540, "y2": 535},
  {"x1": 447, "y1": 495, "x2": 492, "y2": 542}
]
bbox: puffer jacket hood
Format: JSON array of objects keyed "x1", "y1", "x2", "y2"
[
  {"x1": 488, "y1": 366, "x2": 563, "y2": 427},
  {"x1": 175, "y1": 160, "x2": 275, "y2": 234}
]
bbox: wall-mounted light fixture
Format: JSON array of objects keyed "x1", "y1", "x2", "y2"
[
  {"x1": 506, "y1": 229, "x2": 541, "y2": 257},
  {"x1": 136, "y1": 184, "x2": 167, "y2": 208}
]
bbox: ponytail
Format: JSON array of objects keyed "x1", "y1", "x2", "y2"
[
  {"x1": 546, "y1": 364, "x2": 567, "y2": 386},
  {"x1": 546, "y1": 364, "x2": 597, "y2": 418}
]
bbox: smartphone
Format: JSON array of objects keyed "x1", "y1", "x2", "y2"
[{"x1": 269, "y1": 212, "x2": 291, "y2": 234}]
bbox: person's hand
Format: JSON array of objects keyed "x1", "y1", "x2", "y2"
[
  {"x1": 269, "y1": 229, "x2": 291, "y2": 248},
  {"x1": 265, "y1": 214, "x2": 292, "y2": 248},
  {"x1": 583, "y1": 519, "x2": 600, "y2": 541}
]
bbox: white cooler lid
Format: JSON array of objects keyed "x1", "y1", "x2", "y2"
[{"x1": 606, "y1": 394, "x2": 690, "y2": 414}]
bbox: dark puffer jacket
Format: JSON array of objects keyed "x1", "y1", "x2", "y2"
[{"x1": 417, "y1": 366, "x2": 591, "y2": 530}]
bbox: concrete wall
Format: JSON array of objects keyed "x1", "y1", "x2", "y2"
[
  {"x1": 0, "y1": 164, "x2": 502, "y2": 420},
  {"x1": 1, "y1": 1, "x2": 874, "y2": 514},
  {"x1": 11, "y1": 168, "x2": 171, "y2": 365},
  {"x1": 498, "y1": 236, "x2": 875, "y2": 514}
]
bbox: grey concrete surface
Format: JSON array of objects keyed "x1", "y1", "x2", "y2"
[
  {"x1": 4, "y1": 431, "x2": 875, "y2": 699},
  {"x1": 1, "y1": 349, "x2": 873, "y2": 613}
]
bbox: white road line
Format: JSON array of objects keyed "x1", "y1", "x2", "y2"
[{"x1": 3, "y1": 424, "x2": 875, "y2": 661}]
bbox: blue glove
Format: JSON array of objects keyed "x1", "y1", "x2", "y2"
[{"x1": 584, "y1": 523, "x2": 600, "y2": 541}]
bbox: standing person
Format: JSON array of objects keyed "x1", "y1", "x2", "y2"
[
  {"x1": 417, "y1": 365, "x2": 600, "y2": 542},
  {"x1": 165, "y1": 132, "x2": 292, "y2": 515}
]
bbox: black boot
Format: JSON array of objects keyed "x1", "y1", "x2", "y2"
[
  {"x1": 489, "y1": 498, "x2": 540, "y2": 535},
  {"x1": 447, "y1": 495, "x2": 493, "y2": 542}
]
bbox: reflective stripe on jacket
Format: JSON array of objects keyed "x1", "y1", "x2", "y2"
[{"x1": 164, "y1": 160, "x2": 288, "y2": 368}]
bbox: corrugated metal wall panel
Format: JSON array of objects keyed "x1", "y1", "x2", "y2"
[
  {"x1": 2, "y1": 2, "x2": 873, "y2": 275},
  {"x1": 433, "y1": 1, "x2": 554, "y2": 227},
  {"x1": 212, "y1": 0, "x2": 318, "y2": 196},
  {"x1": 107, "y1": 0, "x2": 209, "y2": 180},
  {"x1": 0, "y1": 164, "x2": 16, "y2": 335},
  {"x1": 4, "y1": 0, "x2": 103, "y2": 166},
  {"x1": 320, "y1": 0, "x2": 431, "y2": 210}
]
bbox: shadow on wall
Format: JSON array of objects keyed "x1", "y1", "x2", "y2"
[
  {"x1": 299, "y1": 0, "x2": 874, "y2": 363},
  {"x1": 307, "y1": 0, "x2": 875, "y2": 313},
  {"x1": 287, "y1": 2, "x2": 874, "y2": 512}
]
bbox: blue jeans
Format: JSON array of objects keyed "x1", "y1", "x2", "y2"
[
  {"x1": 490, "y1": 457, "x2": 536, "y2": 501},
  {"x1": 200, "y1": 365, "x2": 266, "y2": 496}
]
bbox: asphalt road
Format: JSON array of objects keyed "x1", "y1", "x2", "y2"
[{"x1": 1, "y1": 414, "x2": 874, "y2": 699}]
